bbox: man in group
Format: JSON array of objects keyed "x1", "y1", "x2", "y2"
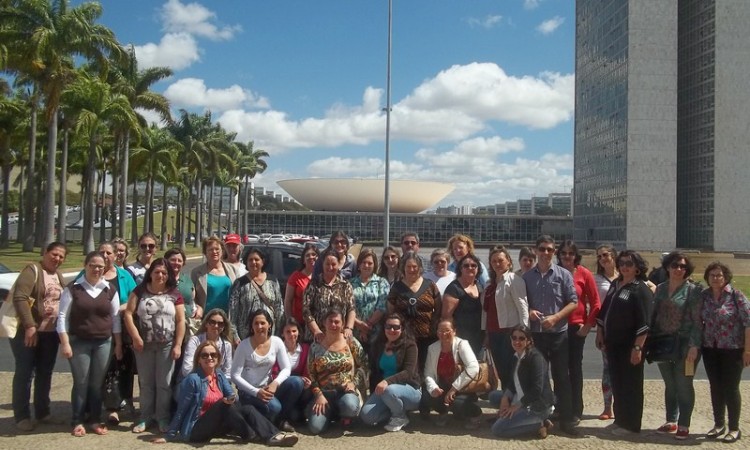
[
  {"x1": 400, "y1": 232, "x2": 428, "y2": 267},
  {"x1": 224, "y1": 233, "x2": 247, "y2": 277},
  {"x1": 522, "y1": 235, "x2": 580, "y2": 436}
]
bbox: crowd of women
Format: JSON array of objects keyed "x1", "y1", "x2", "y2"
[{"x1": 8, "y1": 231, "x2": 750, "y2": 445}]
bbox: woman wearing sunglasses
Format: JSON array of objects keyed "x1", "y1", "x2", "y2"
[
  {"x1": 595, "y1": 250, "x2": 653, "y2": 436},
  {"x1": 442, "y1": 254, "x2": 484, "y2": 355},
  {"x1": 360, "y1": 313, "x2": 421, "y2": 432},
  {"x1": 491, "y1": 325, "x2": 554, "y2": 439},
  {"x1": 155, "y1": 341, "x2": 298, "y2": 446},
  {"x1": 181, "y1": 309, "x2": 233, "y2": 379},
  {"x1": 127, "y1": 232, "x2": 158, "y2": 284},
  {"x1": 312, "y1": 230, "x2": 357, "y2": 281}
]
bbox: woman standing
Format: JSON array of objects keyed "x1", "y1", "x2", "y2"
[
  {"x1": 112, "y1": 237, "x2": 130, "y2": 268},
  {"x1": 181, "y1": 309, "x2": 233, "y2": 379},
  {"x1": 700, "y1": 262, "x2": 750, "y2": 443},
  {"x1": 442, "y1": 254, "x2": 484, "y2": 354},
  {"x1": 99, "y1": 241, "x2": 137, "y2": 425},
  {"x1": 157, "y1": 341, "x2": 298, "y2": 446},
  {"x1": 312, "y1": 231, "x2": 356, "y2": 280},
  {"x1": 10, "y1": 242, "x2": 67, "y2": 432},
  {"x1": 128, "y1": 232, "x2": 158, "y2": 284},
  {"x1": 446, "y1": 234, "x2": 489, "y2": 289},
  {"x1": 490, "y1": 325, "x2": 554, "y2": 439},
  {"x1": 423, "y1": 249, "x2": 455, "y2": 296},
  {"x1": 595, "y1": 250, "x2": 653, "y2": 435},
  {"x1": 557, "y1": 240, "x2": 600, "y2": 424},
  {"x1": 484, "y1": 245, "x2": 528, "y2": 391},
  {"x1": 422, "y1": 319, "x2": 482, "y2": 429},
  {"x1": 228, "y1": 247, "x2": 284, "y2": 343},
  {"x1": 191, "y1": 236, "x2": 239, "y2": 314},
  {"x1": 350, "y1": 248, "x2": 390, "y2": 354},
  {"x1": 650, "y1": 251, "x2": 702, "y2": 440},
  {"x1": 515, "y1": 247, "x2": 536, "y2": 276},
  {"x1": 165, "y1": 248, "x2": 198, "y2": 328},
  {"x1": 284, "y1": 243, "x2": 319, "y2": 333},
  {"x1": 594, "y1": 244, "x2": 618, "y2": 420},
  {"x1": 124, "y1": 258, "x2": 185, "y2": 433},
  {"x1": 302, "y1": 249, "x2": 356, "y2": 343},
  {"x1": 360, "y1": 313, "x2": 421, "y2": 432},
  {"x1": 57, "y1": 251, "x2": 122, "y2": 437},
  {"x1": 387, "y1": 252, "x2": 441, "y2": 372},
  {"x1": 378, "y1": 246, "x2": 401, "y2": 285},
  {"x1": 306, "y1": 309, "x2": 368, "y2": 434},
  {"x1": 232, "y1": 310, "x2": 302, "y2": 427}
]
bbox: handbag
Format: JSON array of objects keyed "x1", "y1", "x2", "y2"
[
  {"x1": 102, "y1": 360, "x2": 122, "y2": 410},
  {"x1": 644, "y1": 333, "x2": 681, "y2": 363},
  {"x1": 455, "y1": 346, "x2": 498, "y2": 394},
  {"x1": 0, "y1": 264, "x2": 38, "y2": 339}
]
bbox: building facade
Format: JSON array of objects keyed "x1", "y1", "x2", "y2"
[{"x1": 574, "y1": 0, "x2": 749, "y2": 251}]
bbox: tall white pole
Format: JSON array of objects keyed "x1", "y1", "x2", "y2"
[{"x1": 383, "y1": 0, "x2": 393, "y2": 248}]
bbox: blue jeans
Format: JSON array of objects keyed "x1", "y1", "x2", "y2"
[
  {"x1": 10, "y1": 330, "x2": 60, "y2": 422},
  {"x1": 68, "y1": 336, "x2": 112, "y2": 425},
  {"x1": 305, "y1": 390, "x2": 361, "y2": 435},
  {"x1": 276, "y1": 376, "x2": 305, "y2": 422},
  {"x1": 491, "y1": 402, "x2": 553, "y2": 438},
  {"x1": 658, "y1": 357, "x2": 699, "y2": 427},
  {"x1": 239, "y1": 391, "x2": 282, "y2": 423},
  {"x1": 360, "y1": 383, "x2": 422, "y2": 425},
  {"x1": 134, "y1": 342, "x2": 174, "y2": 423}
]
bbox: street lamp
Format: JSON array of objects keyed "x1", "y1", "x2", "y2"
[{"x1": 383, "y1": 0, "x2": 393, "y2": 248}]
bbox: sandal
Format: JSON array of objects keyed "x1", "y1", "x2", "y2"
[
  {"x1": 598, "y1": 411, "x2": 613, "y2": 420},
  {"x1": 91, "y1": 423, "x2": 108, "y2": 435},
  {"x1": 723, "y1": 430, "x2": 741, "y2": 443},
  {"x1": 107, "y1": 411, "x2": 120, "y2": 426},
  {"x1": 158, "y1": 419, "x2": 170, "y2": 433},
  {"x1": 707, "y1": 425, "x2": 727, "y2": 439},
  {"x1": 132, "y1": 421, "x2": 148, "y2": 433},
  {"x1": 72, "y1": 424, "x2": 86, "y2": 437}
]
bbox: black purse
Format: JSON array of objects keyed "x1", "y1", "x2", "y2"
[
  {"x1": 644, "y1": 333, "x2": 681, "y2": 363},
  {"x1": 102, "y1": 360, "x2": 122, "y2": 410}
]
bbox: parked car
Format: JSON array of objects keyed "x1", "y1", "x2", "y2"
[
  {"x1": 265, "y1": 234, "x2": 288, "y2": 244},
  {"x1": 0, "y1": 262, "x2": 18, "y2": 306},
  {"x1": 240, "y1": 243, "x2": 304, "y2": 296},
  {"x1": 245, "y1": 234, "x2": 260, "y2": 243}
]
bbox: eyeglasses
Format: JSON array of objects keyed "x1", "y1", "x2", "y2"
[
  {"x1": 618, "y1": 259, "x2": 635, "y2": 268},
  {"x1": 87, "y1": 264, "x2": 105, "y2": 270},
  {"x1": 437, "y1": 329, "x2": 453, "y2": 335},
  {"x1": 402, "y1": 240, "x2": 418, "y2": 246},
  {"x1": 208, "y1": 319, "x2": 225, "y2": 327},
  {"x1": 384, "y1": 324, "x2": 402, "y2": 331},
  {"x1": 333, "y1": 239, "x2": 348, "y2": 246},
  {"x1": 200, "y1": 352, "x2": 219, "y2": 360},
  {"x1": 511, "y1": 335, "x2": 528, "y2": 342},
  {"x1": 140, "y1": 243, "x2": 156, "y2": 250},
  {"x1": 537, "y1": 246, "x2": 555, "y2": 253},
  {"x1": 385, "y1": 254, "x2": 399, "y2": 260},
  {"x1": 432, "y1": 259, "x2": 448, "y2": 265},
  {"x1": 559, "y1": 251, "x2": 576, "y2": 257},
  {"x1": 596, "y1": 252, "x2": 610, "y2": 259},
  {"x1": 462, "y1": 263, "x2": 478, "y2": 269},
  {"x1": 670, "y1": 263, "x2": 688, "y2": 270},
  {"x1": 708, "y1": 273, "x2": 725, "y2": 279}
]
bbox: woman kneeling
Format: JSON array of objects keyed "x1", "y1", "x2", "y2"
[{"x1": 491, "y1": 325, "x2": 554, "y2": 439}]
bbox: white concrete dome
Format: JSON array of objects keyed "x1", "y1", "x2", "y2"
[{"x1": 277, "y1": 178, "x2": 454, "y2": 213}]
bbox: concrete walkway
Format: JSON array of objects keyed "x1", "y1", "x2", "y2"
[{"x1": 0, "y1": 372, "x2": 747, "y2": 449}]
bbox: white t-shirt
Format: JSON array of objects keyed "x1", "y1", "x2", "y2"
[
  {"x1": 424, "y1": 271, "x2": 456, "y2": 296},
  {"x1": 231, "y1": 335, "x2": 291, "y2": 397}
]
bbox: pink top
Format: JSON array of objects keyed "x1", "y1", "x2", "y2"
[
  {"x1": 567, "y1": 265, "x2": 601, "y2": 327},
  {"x1": 286, "y1": 270, "x2": 312, "y2": 324}
]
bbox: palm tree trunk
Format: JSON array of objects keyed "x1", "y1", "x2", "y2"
[
  {"x1": 194, "y1": 178, "x2": 202, "y2": 247},
  {"x1": 148, "y1": 177, "x2": 155, "y2": 233},
  {"x1": 119, "y1": 129, "x2": 130, "y2": 237},
  {"x1": 22, "y1": 99, "x2": 37, "y2": 252},
  {"x1": 130, "y1": 183, "x2": 139, "y2": 245},
  {"x1": 160, "y1": 184, "x2": 168, "y2": 250},
  {"x1": 243, "y1": 176, "x2": 250, "y2": 234},
  {"x1": 0, "y1": 151, "x2": 10, "y2": 248},
  {"x1": 43, "y1": 110, "x2": 58, "y2": 247},
  {"x1": 111, "y1": 132, "x2": 121, "y2": 240},
  {"x1": 99, "y1": 169, "x2": 107, "y2": 244},
  {"x1": 82, "y1": 138, "x2": 97, "y2": 253},
  {"x1": 208, "y1": 178, "x2": 215, "y2": 236},
  {"x1": 143, "y1": 176, "x2": 152, "y2": 234},
  {"x1": 218, "y1": 184, "x2": 224, "y2": 234},
  {"x1": 56, "y1": 126, "x2": 69, "y2": 243}
]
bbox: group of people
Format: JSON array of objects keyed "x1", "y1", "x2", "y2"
[{"x1": 8, "y1": 230, "x2": 750, "y2": 445}]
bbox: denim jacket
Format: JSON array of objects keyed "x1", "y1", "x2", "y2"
[{"x1": 166, "y1": 368, "x2": 235, "y2": 441}]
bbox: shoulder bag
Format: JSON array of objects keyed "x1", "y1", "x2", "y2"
[
  {"x1": 455, "y1": 345, "x2": 498, "y2": 394},
  {"x1": 0, "y1": 264, "x2": 39, "y2": 338},
  {"x1": 644, "y1": 282, "x2": 695, "y2": 363}
]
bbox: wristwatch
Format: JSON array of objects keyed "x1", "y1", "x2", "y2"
[{"x1": 632, "y1": 344, "x2": 642, "y2": 351}]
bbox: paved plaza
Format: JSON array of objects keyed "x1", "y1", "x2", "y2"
[{"x1": 0, "y1": 372, "x2": 747, "y2": 449}]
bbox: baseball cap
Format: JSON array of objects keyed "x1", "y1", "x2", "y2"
[{"x1": 224, "y1": 233, "x2": 241, "y2": 245}]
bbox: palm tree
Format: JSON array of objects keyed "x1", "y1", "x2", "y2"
[
  {"x1": 235, "y1": 141, "x2": 268, "y2": 234},
  {"x1": 204, "y1": 127, "x2": 237, "y2": 236},
  {"x1": 0, "y1": 87, "x2": 28, "y2": 247},
  {"x1": 62, "y1": 72, "x2": 137, "y2": 253},
  {"x1": 1, "y1": 0, "x2": 124, "y2": 249}
]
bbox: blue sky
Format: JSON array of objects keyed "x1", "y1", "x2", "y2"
[{"x1": 98, "y1": 0, "x2": 575, "y2": 209}]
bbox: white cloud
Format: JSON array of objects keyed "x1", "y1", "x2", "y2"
[
  {"x1": 164, "y1": 78, "x2": 269, "y2": 111},
  {"x1": 136, "y1": 108, "x2": 168, "y2": 127},
  {"x1": 133, "y1": 32, "x2": 200, "y2": 70},
  {"x1": 466, "y1": 15, "x2": 503, "y2": 29},
  {"x1": 161, "y1": 0, "x2": 241, "y2": 41},
  {"x1": 523, "y1": 0, "x2": 542, "y2": 10},
  {"x1": 537, "y1": 16, "x2": 565, "y2": 35}
]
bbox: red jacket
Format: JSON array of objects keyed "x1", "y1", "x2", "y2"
[{"x1": 567, "y1": 265, "x2": 601, "y2": 327}]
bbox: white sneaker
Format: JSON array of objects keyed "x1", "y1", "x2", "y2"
[{"x1": 384, "y1": 416, "x2": 409, "y2": 432}]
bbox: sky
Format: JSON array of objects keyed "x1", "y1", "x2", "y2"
[{"x1": 96, "y1": 0, "x2": 575, "y2": 210}]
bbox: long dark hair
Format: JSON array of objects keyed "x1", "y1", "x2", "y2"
[
  {"x1": 298, "y1": 243, "x2": 320, "y2": 271},
  {"x1": 142, "y1": 257, "x2": 177, "y2": 289},
  {"x1": 371, "y1": 313, "x2": 414, "y2": 357}
]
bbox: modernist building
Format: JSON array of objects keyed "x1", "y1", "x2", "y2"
[{"x1": 574, "y1": 0, "x2": 750, "y2": 251}]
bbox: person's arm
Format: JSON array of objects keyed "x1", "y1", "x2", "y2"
[
  {"x1": 57, "y1": 286, "x2": 73, "y2": 358},
  {"x1": 13, "y1": 264, "x2": 39, "y2": 331},
  {"x1": 441, "y1": 289, "x2": 459, "y2": 321},
  {"x1": 302, "y1": 283, "x2": 323, "y2": 339},
  {"x1": 190, "y1": 266, "x2": 205, "y2": 309},
  {"x1": 123, "y1": 291, "x2": 143, "y2": 351},
  {"x1": 631, "y1": 284, "x2": 653, "y2": 365},
  {"x1": 283, "y1": 278, "x2": 296, "y2": 324},
  {"x1": 422, "y1": 343, "x2": 440, "y2": 394},
  {"x1": 452, "y1": 339, "x2": 479, "y2": 391},
  {"x1": 272, "y1": 280, "x2": 284, "y2": 337},
  {"x1": 384, "y1": 340, "x2": 418, "y2": 386},
  {"x1": 227, "y1": 279, "x2": 241, "y2": 344},
  {"x1": 172, "y1": 303, "x2": 185, "y2": 360},
  {"x1": 268, "y1": 337, "x2": 291, "y2": 390},
  {"x1": 519, "y1": 351, "x2": 546, "y2": 409},
  {"x1": 343, "y1": 283, "x2": 356, "y2": 339},
  {"x1": 109, "y1": 291, "x2": 123, "y2": 359},
  {"x1": 181, "y1": 336, "x2": 198, "y2": 377},
  {"x1": 510, "y1": 274, "x2": 530, "y2": 328},
  {"x1": 579, "y1": 268, "x2": 601, "y2": 334},
  {"x1": 478, "y1": 262, "x2": 490, "y2": 289}
]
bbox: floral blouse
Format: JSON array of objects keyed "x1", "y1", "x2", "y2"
[
  {"x1": 228, "y1": 275, "x2": 284, "y2": 341},
  {"x1": 651, "y1": 281, "x2": 702, "y2": 348},
  {"x1": 302, "y1": 274, "x2": 355, "y2": 341},
  {"x1": 701, "y1": 284, "x2": 750, "y2": 350},
  {"x1": 308, "y1": 337, "x2": 368, "y2": 397},
  {"x1": 350, "y1": 273, "x2": 390, "y2": 322}
]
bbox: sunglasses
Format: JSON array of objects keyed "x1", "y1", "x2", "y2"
[
  {"x1": 618, "y1": 259, "x2": 635, "y2": 268},
  {"x1": 511, "y1": 335, "x2": 528, "y2": 342},
  {"x1": 333, "y1": 239, "x2": 348, "y2": 245},
  {"x1": 462, "y1": 263, "x2": 478, "y2": 269},
  {"x1": 559, "y1": 251, "x2": 576, "y2": 257},
  {"x1": 384, "y1": 324, "x2": 402, "y2": 331},
  {"x1": 670, "y1": 263, "x2": 688, "y2": 270},
  {"x1": 537, "y1": 246, "x2": 555, "y2": 253},
  {"x1": 140, "y1": 243, "x2": 156, "y2": 250},
  {"x1": 402, "y1": 240, "x2": 418, "y2": 246},
  {"x1": 208, "y1": 319, "x2": 225, "y2": 327},
  {"x1": 200, "y1": 352, "x2": 219, "y2": 360},
  {"x1": 596, "y1": 252, "x2": 611, "y2": 259}
]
